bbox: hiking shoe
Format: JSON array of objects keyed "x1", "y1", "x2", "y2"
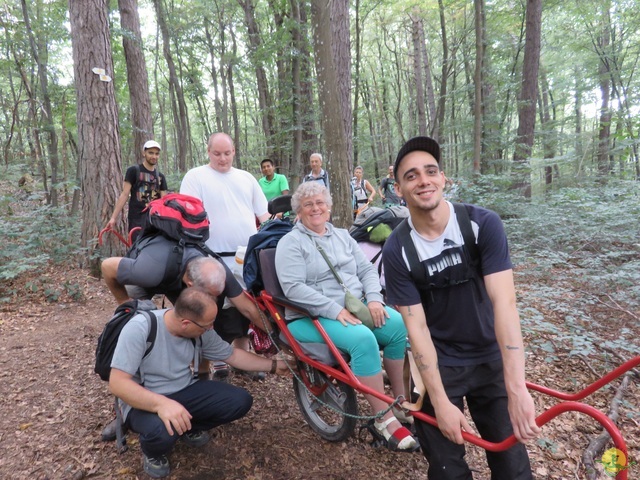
[
  {"x1": 101, "y1": 418, "x2": 117, "y2": 442},
  {"x1": 181, "y1": 430, "x2": 210, "y2": 448},
  {"x1": 212, "y1": 362, "x2": 229, "y2": 382},
  {"x1": 143, "y1": 454, "x2": 170, "y2": 478},
  {"x1": 101, "y1": 418, "x2": 128, "y2": 442}
]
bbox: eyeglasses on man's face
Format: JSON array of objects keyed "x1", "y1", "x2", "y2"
[{"x1": 188, "y1": 318, "x2": 215, "y2": 331}]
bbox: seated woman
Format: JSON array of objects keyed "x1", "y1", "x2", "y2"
[{"x1": 275, "y1": 182, "x2": 417, "y2": 451}]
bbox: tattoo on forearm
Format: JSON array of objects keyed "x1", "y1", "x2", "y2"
[
  {"x1": 414, "y1": 352, "x2": 437, "y2": 372},
  {"x1": 505, "y1": 345, "x2": 520, "y2": 350}
]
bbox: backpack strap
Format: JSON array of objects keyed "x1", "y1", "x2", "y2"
[
  {"x1": 452, "y1": 203, "x2": 480, "y2": 269},
  {"x1": 397, "y1": 203, "x2": 480, "y2": 283},
  {"x1": 398, "y1": 219, "x2": 425, "y2": 284},
  {"x1": 114, "y1": 309, "x2": 157, "y2": 454},
  {"x1": 158, "y1": 240, "x2": 184, "y2": 290}
]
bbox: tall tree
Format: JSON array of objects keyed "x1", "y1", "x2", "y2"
[
  {"x1": 512, "y1": 0, "x2": 542, "y2": 197},
  {"x1": 153, "y1": 0, "x2": 190, "y2": 172},
  {"x1": 310, "y1": 0, "x2": 352, "y2": 227},
  {"x1": 118, "y1": 0, "x2": 154, "y2": 161},
  {"x1": 21, "y1": 0, "x2": 59, "y2": 206},
  {"x1": 68, "y1": 0, "x2": 124, "y2": 271},
  {"x1": 472, "y1": 0, "x2": 485, "y2": 174},
  {"x1": 238, "y1": 0, "x2": 275, "y2": 158}
]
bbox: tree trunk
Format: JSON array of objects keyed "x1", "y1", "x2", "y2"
[
  {"x1": 21, "y1": 0, "x2": 59, "y2": 206},
  {"x1": 539, "y1": 69, "x2": 557, "y2": 191},
  {"x1": 434, "y1": 0, "x2": 449, "y2": 143},
  {"x1": 118, "y1": 0, "x2": 154, "y2": 161},
  {"x1": 472, "y1": 0, "x2": 485, "y2": 175},
  {"x1": 289, "y1": 0, "x2": 303, "y2": 179},
  {"x1": 310, "y1": 0, "x2": 353, "y2": 228},
  {"x1": 153, "y1": 0, "x2": 189, "y2": 172},
  {"x1": 512, "y1": 0, "x2": 542, "y2": 198},
  {"x1": 238, "y1": 0, "x2": 274, "y2": 157},
  {"x1": 204, "y1": 18, "x2": 224, "y2": 133},
  {"x1": 596, "y1": 15, "x2": 612, "y2": 182},
  {"x1": 68, "y1": 0, "x2": 124, "y2": 273},
  {"x1": 411, "y1": 14, "x2": 427, "y2": 136},
  {"x1": 228, "y1": 28, "x2": 242, "y2": 169}
]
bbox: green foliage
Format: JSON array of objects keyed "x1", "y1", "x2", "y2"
[
  {"x1": 463, "y1": 178, "x2": 640, "y2": 360},
  {"x1": 0, "y1": 199, "x2": 83, "y2": 302}
]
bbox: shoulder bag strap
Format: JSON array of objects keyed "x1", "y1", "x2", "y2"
[{"x1": 309, "y1": 236, "x2": 347, "y2": 292}]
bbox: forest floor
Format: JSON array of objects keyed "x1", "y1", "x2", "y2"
[{"x1": 0, "y1": 187, "x2": 638, "y2": 479}]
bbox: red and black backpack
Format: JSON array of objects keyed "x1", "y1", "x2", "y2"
[
  {"x1": 142, "y1": 193, "x2": 210, "y2": 243},
  {"x1": 126, "y1": 193, "x2": 217, "y2": 293}
]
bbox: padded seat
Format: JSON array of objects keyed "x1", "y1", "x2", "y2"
[{"x1": 258, "y1": 248, "x2": 348, "y2": 366}]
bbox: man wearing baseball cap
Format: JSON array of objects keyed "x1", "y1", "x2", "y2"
[
  {"x1": 106, "y1": 140, "x2": 168, "y2": 243},
  {"x1": 383, "y1": 136, "x2": 540, "y2": 479}
]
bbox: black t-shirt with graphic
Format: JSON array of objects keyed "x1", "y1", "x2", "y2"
[{"x1": 124, "y1": 164, "x2": 167, "y2": 227}]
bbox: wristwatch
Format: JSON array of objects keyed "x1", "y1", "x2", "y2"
[{"x1": 270, "y1": 359, "x2": 278, "y2": 374}]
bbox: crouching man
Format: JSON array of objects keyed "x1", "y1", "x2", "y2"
[{"x1": 109, "y1": 286, "x2": 289, "y2": 478}]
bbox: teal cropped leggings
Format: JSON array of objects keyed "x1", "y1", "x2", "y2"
[{"x1": 287, "y1": 305, "x2": 407, "y2": 377}]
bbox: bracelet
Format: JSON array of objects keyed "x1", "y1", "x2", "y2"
[{"x1": 270, "y1": 359, "x2": 278, "y2": 374}]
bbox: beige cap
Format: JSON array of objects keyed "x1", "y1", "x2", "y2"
[{"x1": 143, "y1": 140, "x2": 161, "y2": 150}]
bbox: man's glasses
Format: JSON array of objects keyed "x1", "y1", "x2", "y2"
[{"x1": 188, "y1": 318, "x2": 215, "y2": 331}]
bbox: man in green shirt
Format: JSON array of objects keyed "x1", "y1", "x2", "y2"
[{"x1": 258, "y1": 158, "x2": 290, "y2": 200}]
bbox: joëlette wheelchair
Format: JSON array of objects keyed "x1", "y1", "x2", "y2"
[{"x1": 250, "y1": 196, "x2": 636, "y2": 478}]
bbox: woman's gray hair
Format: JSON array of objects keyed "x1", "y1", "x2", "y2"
[
  {"x1": 291, "y1": 182, "x2": 333, "y2": 213},
  {"x1": 184, "y1": 257, "x2": 226, "y2": 297}
]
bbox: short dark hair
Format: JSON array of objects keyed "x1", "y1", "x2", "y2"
[
  {"x1": 174, "y1": 287, "x2": 217, "y2": 323},
  {"x1": 260, "y1": 158, "x2": 274, "y2": 167}
]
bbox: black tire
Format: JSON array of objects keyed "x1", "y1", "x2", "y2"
[{"x1": 292, "y1": 364, "x2": 358, "y2": 442}]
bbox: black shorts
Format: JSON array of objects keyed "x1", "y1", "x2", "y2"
[{"x1": 214, "y1": 307, "x2": 250, "y2": 343}]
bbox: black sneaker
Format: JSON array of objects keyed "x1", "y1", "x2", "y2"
[
  {"x1": 143, "y1": 454, "x2": 170, "y2": 478},
  {"x1": 181, "y1": 430, "x2": 210, "y2": 448}
]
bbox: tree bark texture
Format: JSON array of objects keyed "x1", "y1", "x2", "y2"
[
  {"x1": 310, "y1": 0, "x2": 353, "y2": 228},
  {"x1": 512, "y1": 0, "x2": 542, "y2": 197},
  {"x1": 410, "y1": 14, "x2": 427, "y2": 136},
  {"x1": 238, "y1": 0, "x2": 274, "y2": 158},
  {"x1": 21, "y1": 0, "x2": 59, "y2": 206},
  {"x1": 153, "y1": 0, "x2": 189, "y2": 172},
  {"x1": 473, "y1": 0, "x2": 485, "y2": 174},
  {"x1": 118, "y1": 0, "x2": 154, "y2": 162},
  {"x1": 68, "y1": 0, "x2": 124, "y2": 270}
]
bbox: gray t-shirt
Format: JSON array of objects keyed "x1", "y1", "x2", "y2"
[{"x1": 111, "y1": 309, "x2": 234, "y2": 419}]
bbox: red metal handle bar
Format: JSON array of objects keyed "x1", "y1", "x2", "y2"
[
  {"x1": 526, "y1": 356, "x2": 639, "y2": 401},
  {"x1": 98, "y1": 227, "x2": 131, "y2": 248}
]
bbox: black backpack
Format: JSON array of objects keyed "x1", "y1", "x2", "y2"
[
  {"x1": 94, "y1": 299, "x2": 158, "y2": 382},
  {"x1": 349, "y1": 206, "x2": 409, "y2": 244}
]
